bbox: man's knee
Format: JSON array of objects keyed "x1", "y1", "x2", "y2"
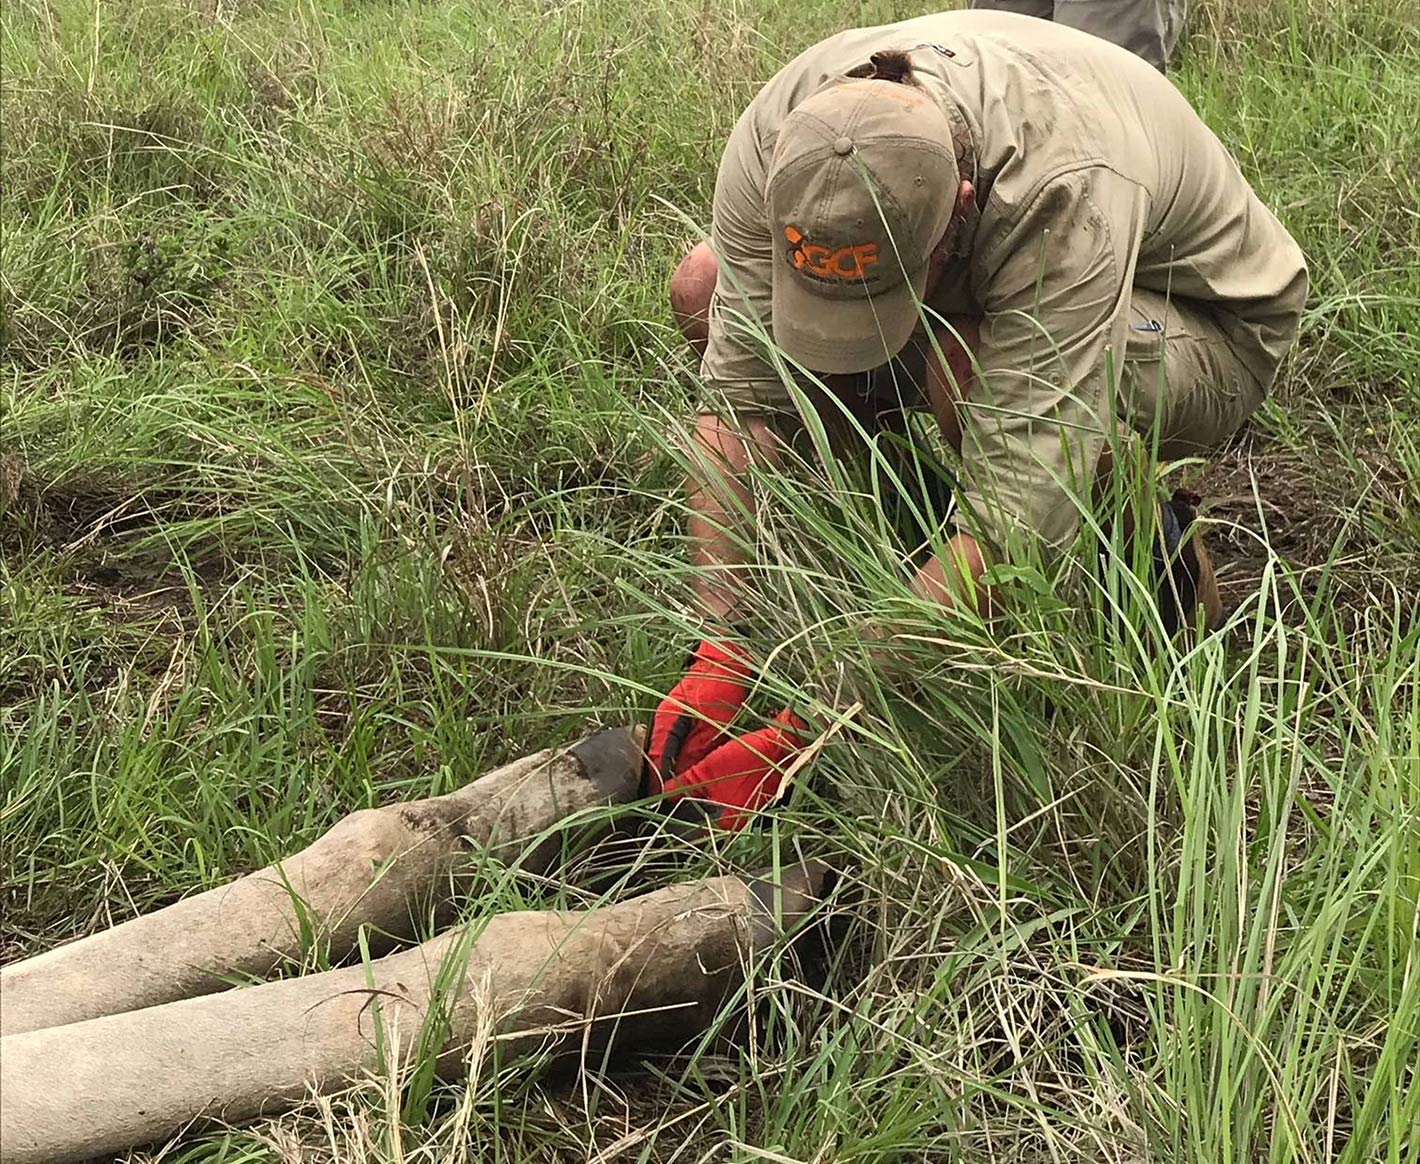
[{"x1": 670, "y1": 242, "x2": 718, "y2": 356}]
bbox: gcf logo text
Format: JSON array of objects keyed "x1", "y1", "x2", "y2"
[{"x1": 784, "y1": 226, "x2": 880, "y2": 282}]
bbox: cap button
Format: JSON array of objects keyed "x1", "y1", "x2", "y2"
[{"x1": 833, "y1": 136, "x2": 854, "y2": 156}]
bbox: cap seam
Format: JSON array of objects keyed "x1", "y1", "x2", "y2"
[
  {"x1": 822, "y1": 98, "x2": 866, "y2": 236},
  {"x1": 770, "y1": 134, "x2": 957, "y2": 182},
  {"x1": 773, "y1": 139, "x2": 957, "y2": 255},
  {"x1": 831, "y1": 91, "x2": 880, "y2": 229},
  {"x1": 768, "y1": 136, "x2": 957, "y2": 209}
]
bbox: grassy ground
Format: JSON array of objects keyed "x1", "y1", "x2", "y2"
[{"x1": 2, "y1": 0, "x2": 1418, "y2": 1159}]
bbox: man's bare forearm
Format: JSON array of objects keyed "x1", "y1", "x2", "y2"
[
  {"x1": 687, "y1": 412, "x2": 779, "y2": 625},
  {"x1": 688, "y1": 412, "x2": 992, "y2": 625},
  {"x1": 909, "y1": 530, "x2": 995, "y2": 618},
  {"x1": 914, "y1": 318, "x2": 999, "y2": 617}
]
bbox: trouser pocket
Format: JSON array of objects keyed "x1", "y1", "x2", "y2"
[{"x1": 1119, "y1": 289, "x2": 1264, "y2": 455}]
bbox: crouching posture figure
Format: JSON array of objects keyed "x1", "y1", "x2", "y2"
[{"x1": 653, "y1": 10, "x2": 1308, "y2": 821}]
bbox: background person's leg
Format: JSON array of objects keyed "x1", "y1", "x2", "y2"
[
  {"x1": 1164, "y1": 0, "x2": 1189, "y2": 64},
  {"x1": 967, "y1": 0, "x2": 1055, "y2": 18},
  {"x1": 1052, "y1": 0, "x2": 1174, "y2": 69}
]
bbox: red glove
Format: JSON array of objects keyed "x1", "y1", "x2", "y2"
[
  {"x1": 662, "y1": 708, "x2": 808, "y2": 831},
  {"x1": 647, "y1": 639, "x2": 753, "y2": 790}
]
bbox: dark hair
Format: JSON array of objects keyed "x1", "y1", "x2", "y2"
[{"x1": 845, "y1": 49, "x2": 917, "y2": 84}]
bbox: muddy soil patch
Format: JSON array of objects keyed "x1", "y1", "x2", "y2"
[
  {"x1": 1, "y1": 462, "x2": 235, "y2": 618},
  {"x1": 1193, "y1": 417, "x2": 1414, "y2": 620}
]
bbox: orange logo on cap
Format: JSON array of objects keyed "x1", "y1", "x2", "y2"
[{"x1": 784, "y1": 225, "x2": 880, "y2": 281}]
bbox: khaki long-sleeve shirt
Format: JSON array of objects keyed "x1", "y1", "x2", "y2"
[{"x1": 702, "y1": 10, "x2": 1308, "y2": 549}]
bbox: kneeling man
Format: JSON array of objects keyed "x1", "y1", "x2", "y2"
[{"x1": 652, "y1": 10, "x2": 1308, "y2": 825}]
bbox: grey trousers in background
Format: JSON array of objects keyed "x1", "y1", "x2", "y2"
[{"x1": 969, "y1": 0, "x2": 1187, "y2": 70}]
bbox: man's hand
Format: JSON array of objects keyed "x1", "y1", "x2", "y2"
[
  {"x1": 647, "y1": 638, "x2": 753, "y2": 786},
  {"x1": 687, "y1": 413, "x2": 781, "y2": 624},
  {"x1": 910, "y1": 529, "x2": 995, "y2": 617},
  {"x1": 662, "y1": 708, "x2": 807, "y2": 832},
  {"x1": 647, "y1": 637, "x2": 809, "y2": 832}
]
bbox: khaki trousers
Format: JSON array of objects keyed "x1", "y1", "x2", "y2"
[
  {"x1": 1116, "y1": 288, "x2": 1265, "y2": 457},
  {"x1": 968, "y1": 0, "x2": 1187, "y2": 70}
]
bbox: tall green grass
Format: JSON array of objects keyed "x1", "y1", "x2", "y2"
[{"x1": 2, "y1": 0, "x2": 1417, "y2": 1159}]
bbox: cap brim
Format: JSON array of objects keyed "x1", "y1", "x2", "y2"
[{"x1": 770, "y1": 264, "x2": 929, "y2": 376}]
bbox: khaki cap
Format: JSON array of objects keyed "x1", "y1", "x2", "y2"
[{"x1": 767, "y1": 78, "x2": 960, "y2": 375}]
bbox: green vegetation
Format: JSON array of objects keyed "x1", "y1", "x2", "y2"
[{"x1": 2, "y1": 0, "x2": 1417, "y2": 1159}]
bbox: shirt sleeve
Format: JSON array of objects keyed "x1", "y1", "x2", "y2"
[
  {"x1": 958, "y1": 166, "x2": 1150, "y2": 552},
  {"x1": 698, "y1": 111, "x2": 796, "y2": 415}
]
